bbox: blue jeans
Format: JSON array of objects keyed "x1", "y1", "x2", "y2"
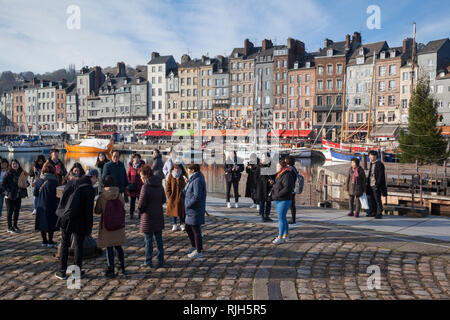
[
  {"x1": 144, "y1": 231, "x2": 164, "y2": 265},
  {"x1": 259, "y1": 201, "x2": 271, "y2": 216},
  {"x1": 0, "y1": 194, "x2": 4, "y2": 219},
  {"x1": 33, "y1": 196, "x2": 38, "y2": 210},
  {"x1": 275, "y1": 200, "x2": 292, "y2": 237}
]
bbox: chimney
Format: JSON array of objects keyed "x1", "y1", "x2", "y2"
[
  {"x1": 31, "y1": 77, "x2": 38, "y2": 86},
  {"x1": 345, "y1": 34, "x2": 350, "y2": 50},
  {"x1": 296, "y1": 40, "x2": 306, "y2": 58},
  {"x1": 116, "y1": 62, "x2": 126, "y2": 77},
  {"x1": 151, "y1": 52, "x2": 160, "y2": 60},
  {"x1": 324, "y1": 38, "x2": 333, "y2": 47},
  {"x1": 262, "y1": 39, "x2": 273, "y2": 51},
  {"x1": 244, "y1": 39, "x2": 254, "y2": 56},
  {"x1": 287, "y1": 38, "x2": 296, "y2": 49},
  {"x1": 201, "y1": 55, "x2": 207, "y2": 63},
  {"x1": 403, "y1": 38, "x2": 413, "y2": 53},
  {"x1": 352, "y1": 32, "x2": 362, "y2": 46}
]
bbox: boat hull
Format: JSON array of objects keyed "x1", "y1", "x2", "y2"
[
  {"x1": 290, "y1": 148, "x2": 312, "y2": 158},
  {"x1": 8, "y1": 145, "x2": 52, "y2": 153},
  {"x1": 65, "y1": 140, "x2": 113, "y2": 154}
]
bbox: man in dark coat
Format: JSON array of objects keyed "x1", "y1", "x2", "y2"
[
  {"x1": 256, "y1": 154, "x2": 275, "y2": 222},
  {"x1": 48, "y1": 149, "x2": 67, "y2": 186},
  {"x1": 55, "y1": 169, "x2": 97, "y2": 280},
  {"x1": 102, "y1": 150, "x2": 128, "y2": 196},
  {"x1": 151, "y1": 149, "x2": 165, "y2": 181},
  {"x1": 224, "y1": 151, "x2": 244, "y2": 208},
  {"x1": 366, "y1": 151, "x2": 387, "y2": 219},
  {"x1": 245, "y1": 153, "x2": 259, "y2": 208}
]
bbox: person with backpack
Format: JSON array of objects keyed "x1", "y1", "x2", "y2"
[
  {"x1": 245, "y1": 153, "x2": 260, "y2": 210},
  {"x1": 224, "y1": 150, "x2": 244, "y2": 208},
  {"x1": 271, "y1": 160, "x2": 295, "y2": 245},
  {"x1": 285, "y1": 156, "x2": 303, "y2": 224},
  {"x1": 184, "y1": 163, "x2": 207, "y2": 259},
  {"x1": 0, "y1": 158, "x2": 9, "y2": 221},
  {"x1": 102, "y1": 150, "x2": 128, "y2": 201},
  {"x1": 94, "y1": 175, "x2": 126, "y2": 278},
  {"x1": 127, "y1": 153, "x2": 145, "y2": 219},
  {"x1": 48, "y1": 149, "x2": 67, "y2": 186},
  {"x1": 166, "y1": 164, "x2": 186, "y2": 232},
  {"x1": 256, "y1": 153, "x2": 275, "y2": 222},
  {"x1": 34, "y1": 162, "x2": 59, "y2": 248},
  {"x1": 30, "y1": 155, "x2": 46, "y2": 215},
  {"x1": 138, "y1": 165, "x2": 167, "y2": 269},
  {"x1": 55, "y1": 169, "x2": 98, "y2": 280},
  {"x1": 2, "y1": 159, "x2": 28, "y2": 233}
]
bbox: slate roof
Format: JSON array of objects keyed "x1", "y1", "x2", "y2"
[
  {"x1": 316, "y1": 41, "x2": 347, "y2": 57},
  {"x1": 347, "y1": 41, "x2": 388, "y2": 66},
  {"x1": 419, "y1": 38, "x2": 449, "y2": 54},
  {"x1": 147, "y1": 55, "x2": 173, "y2": 65}
]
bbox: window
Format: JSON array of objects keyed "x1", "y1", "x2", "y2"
[
  {"x1": 327, "y1": 80, "x2": 332, "y2": 90},
  {"x1": 327, "y1": 65, "x2": 333, "y2": 74},
  {"x1": 297, "y1": 75, "x2": 301, "y2": 83},
  {"x1": 318, "y1": 80, "x2": 323, "y2": 90},
  {"x1": 290, "y1": 87, "x2": 295, "y2": 96},
  {"x1": 388, "y1": 95, "x2": 395, "y2": 106},
  {"x1": 402, "y1": 85, "x2": 408, "y2": 94},
  {"x1": 305, "y1": 86, "x2": 310, "y2": 94},
  {"x1": 318, "y1": 66, "x2": 323, "y2": 75},
  {"x1": 389, "y1": 65, "x2": 397, "y2": 75},
  {"x1": 379, "y1": 66, "x2": 386, "y2": 77},
  {"x1": 402, "y1": 72, "x2": 408, "y2": 81},
  {"x1": 437, "y1": 85, "x2": 444, "y2": 93},
  {"x1": 290, "y1": 75, "x2": 295, "y2": 83},
  {"x1": 337, "y1": 64, "x2": 342, "y2": 74},
  {"x1": 317, "y1": 113, "x2": 322, "y2": 122},
  {"x1": 379, "y1": 81, "x2": 386, "y2": 92},
  {"x1": 305, "y1": 74, "x2": 310, "y2": 82},
  {"x1": 326, "y1": 96, "x2": 332, "y2": 105},
  {"x1": 317, "y1": 96, "x2": 323, "y2": 106},
  {"x1": 389, "y1": 80, "x2": 396, "y2": 91},
  {"x1": 356, "y1": 57, "x2": 364, "y2": 64},
  {"x1": 337, "y1": 79, "x2": 343, "y2": 90},
  {"x1": 327, "y1": 49, "x2": 333, "y2": 56},
  {"x1": 378, "y1": 96, "x2": 385, "y2": 106},
  {"x1": 283, "y1": 60, "x2": 287, "y2": 68},
  {"x1": 356, "y1": 83, "x2": 363, "y2": 93},
  {"x1": 354, "y1": 98, "x2": 361, "y2": 105}
]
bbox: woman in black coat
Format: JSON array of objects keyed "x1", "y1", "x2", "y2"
[
  {"x1": 245, "y1": 153, "x2": 259, "y2": 209},
  {"x1": 2, "y1": 159, "x2": 28, "y2": 233},
  {"x1": 256, "y1": 153, "x2": 275, "y2": 222},
  {"x1": 34, "y1": 162, "x2": 59, "y2": 247}
]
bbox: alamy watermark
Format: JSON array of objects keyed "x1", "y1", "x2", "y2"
[
  {"x1": 66, "y1": 265, "x2": 81, "y2": 289},
  {"x1": 66, "y1": 5, "x2": 81, "y2": 30},
  {"x1": 366, "y1": 5, "x2": 381, "y2": 30},
  {"x1": 366, "y1": 265, "x2": 381, "y2": 290}
]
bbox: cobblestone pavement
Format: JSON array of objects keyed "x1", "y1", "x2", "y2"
[{"x1": 0, "y1": 198, "x2": 449, "y2": 300}]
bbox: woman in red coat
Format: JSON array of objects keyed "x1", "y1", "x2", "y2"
[{"x1": 127, "y1": 153, "x2": 145, "y2": 219}]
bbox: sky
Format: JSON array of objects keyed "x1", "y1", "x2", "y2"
[{"x1": 0, "y1": 0, "x2": 449, "y2": 74}]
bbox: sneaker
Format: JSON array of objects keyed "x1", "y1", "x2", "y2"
[
  {"x1": 47, "y1": 241, "x2": 57, "y2": 248},
  {"x1": 7, "y1": 228, "x2": 14, "y2": 234},
  {"x1": 256, "y1": 205, "x2": 260, "y2": 211},
  {"x1": 188, "y1": 250, "x2": 203, "y2": 259},
  {"x1": 55, "y1": 271, "x2": 68, "y2": 280},
  {"x1": 288, "y1": 219, "x2": 296, "y2": 225},
  {"x1": 263, "y1": 216, "x2": 273, "y2": 222},
  {"x1": 180, "y1": 224, "x2": 186, "y2": 231},
  {"x1": 272, "y1": 237, "x2": 285, "y2": 245},
  {"x1": 185, "y1": 247, "x2": 196, "y2": 254},
  {"x1": 235, "y1": 202, "x2": 239, "y2": 208},
  {"x1": 32, "y1": 209, "x2": 37, "y2": 215},
  {"x1": 41, "y1": 242, "x2": 48, "y2": 247},
  {"x1": 104, "y1": 268, "x2": 116, "y2": 279},
  {"x1": 227, "y1": 202, "x2": 231, "y2": 208},
  {"x1": 140, "y1": 262, "x2": 153, "y2": 268},
  {"x1": 282, "y1": 235, "x2": 290, "y2": 242},
  {"x1": 171, "y1": 224, "x2": 178, "y2": 232},
  {"x1": 250, "y1": 204, "x2": 256, "y2": 208},
  {"x1": 13, "y1": 227, "x2": 21, "y2": 233}
]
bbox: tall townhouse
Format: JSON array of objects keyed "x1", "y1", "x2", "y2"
[
  {"x1": 65, "y1": 83, "x2": 79, "y2": 140},
  {"x1": 37, "y1": 81, "x2": 57, "y2": 132},
  {"x1": 199, "y1": 56, "x2": 217, "y2": 129},
  {"x1": 345, "y1": 41, "x2": 388, "y2": 141},
  {"x1": 212, "y1": 56, "x2": 230, "y2": 129},
  {"x1": 56, "y1": 81, "x2": 68, "y2": 133},
  {"x1": 313, "y1": 33, "x2": 360, "y2": 141},
  {"x1": 166, "y1": 69, "x2": 179, "y2": 130},
  {"x1": 12, "y1": 86, "x2": 26, "y2": 134},
  {"x1": 417, "y1": 38, "x2": 450, "y2": 126},
  {"x1": 287, "y1": 54, "x2": 316, "y2": 131},
  {"x1": 98, "y1": 75, "x2": 117, "y2": 136},
  {"x1": 87, "y1": 95, "x2": 102, "y2": 135},
  {"x1": 77, "y1": 66, "x2": 104, "y2": 137},
  {"x1": 147, "y1": 52, "x2": 177, "y2": 129},
  {"x1": 131, "y1": 76, "x2": 150, "y2": 137},
  {"x1": 229, "y1": 39, "x2": 259, "y2": 129},
  {"x1": 272, "y1": 38, "x2": 306, "y2": 130},
  {"x1": 436, "y1": 63, "x2": 450, "y2": 130},
  {"x1": 3, "y1": 92, "x2": 14, "y2": 133},
  {"x1": 24, "y1": 78, "x2": 40, "y2": 134},
  {"x1": 254, "y1": 39, "x2": 276, "y2": 130},
  {"x1": 0, "y1": 93, "x2": 10, "y2": 132},
  {"x1": 177, "y1": 55, "x2": 203, "y2": 130},
  {"x1": 399, "y1": 39, "x2": 417, "y2": 128}
]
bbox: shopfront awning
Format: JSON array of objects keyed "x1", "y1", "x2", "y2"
[
  {"x1": 96, "y1": 131, "x2": 116, "y2": 136},
  {"x1": 370, "y1": 125, "x2": 399, "y2": 137},
  {"x1": 224, "y1": 129, "x2": 250, "y2": 137},
  {"x1": 142, "y1": 130, "x2": 173, "y2": 137},
  {"x1": 268, "y1": 130, "x2": 313, "y2": 138}
]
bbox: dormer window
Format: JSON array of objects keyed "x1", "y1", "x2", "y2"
[
  {"x1": 359, "y1": 48, "x2": 364, "y2": 55},
  {"x1": 306, "y1": 62, "x2": 311, "y2": 68},
  {"x1": 234, "y1": 53, "x2": 239, "y2": 58},
  {"x1": 327, "y1": 49, "x2": 333, "y2": 57},
  {"x1": 380, "y1": 52, "x2": 386, "y2": 59},
  {"x1": 356, "y1": 57, "x2": 364, "y2": 64},
  {"x1": 206, "y1": 60, "x2": 211, "y2": 65},
  {"x1": 391, "y1": 50, "x2": 396, "y2": 58}
]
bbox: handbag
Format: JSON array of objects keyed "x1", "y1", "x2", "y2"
[
  {"x1": 359, "y1": 193, "x2": 369, "y2": 210},
  {"x1": 18, "y1": 171, "x2": 29, "y2": 189}
]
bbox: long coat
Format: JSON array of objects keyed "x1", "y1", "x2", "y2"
[
  {"x1": 151, "y1": 155, "x2": 165, "y2": 181},
  {"x1": 184, "y1": 171, "x2": 207, "y2": 226},
  {"x1": 2, "y1": 168, "x2": 26, "y2": 201},
  {"x1": 366, "y1": 160, "x2": 387, "y2": 196},
  {"x1": 138, "y1": 176, "x2": 166, "y2": 233},
  {"x1": 94, "y1": 186, "x2": 126, "y2": 248},
  {"x1": 245, "y1": 163, "x2": 259, "y2": 201},
  {"x1": 346, "y1": 166, "x2": 367, "y2": 197},
  {"x1": 165, "y1": 173, "x2": 186, "y2": 218},
  {"x1": 255, "y1": 163, "x2": 275, "y2": 203},
  {"x1": 34, "y1": 173, "x2": 59, "y2": 233},
  {"x1": 126, "y1": 160, "x2": 145, "y2": 198}
]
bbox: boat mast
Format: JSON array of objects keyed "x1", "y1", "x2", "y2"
[
  {"x1": 339, "y1": 73, "x2": 347, "y2": 146},
  {"x1": 367, "y1": 53, "x2": 376, "y2": 142},
  {"x1": 411, "y1": 22, "x2": 416, "y2": 89}
]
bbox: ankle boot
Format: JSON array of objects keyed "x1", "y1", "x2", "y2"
[
  {"x1": 264, "y1": 215, "x2": 273, "y2": 222},
  {"x1": 104, "y1": 266, "x2": 115, "y2": 278}
]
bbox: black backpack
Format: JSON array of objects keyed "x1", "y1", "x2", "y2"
[{"x1": 56, "y1": 183, "x2": 90, "y2": 224}]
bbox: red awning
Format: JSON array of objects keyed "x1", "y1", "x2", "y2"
[
  {"x1": 97, "y1": 131, "x2": 116, "y2": 136},
  {"x1": 160, "y1": 131, "x2": 173, "y2": 136},
  {"x1": 268, "y1": 130, "x2": 283, "y2": 137},
  {"x1": 143, "y1": 130, "x2": 163, "y2": 136},
  {"x1": 281, "y1": 130, "x2": 312, "y2": 138}
]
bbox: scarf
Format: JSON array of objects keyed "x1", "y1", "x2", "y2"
[
  {"x1": 133, "y1": 161, "x2": 143, "y2": 170},
  {"x1": 352, "y1": 167, "x2": 359, "y2": 184},
  {"x1": 276, "y1": 166, "x2": 291, "y2": 180}
]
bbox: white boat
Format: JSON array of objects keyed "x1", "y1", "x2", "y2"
[
  {"x1": 8, "y1": 141, "x2": 53, "y2": 153},
  {"x1": 290, "y1": 147, "x2": 312, "y2": 158}
]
